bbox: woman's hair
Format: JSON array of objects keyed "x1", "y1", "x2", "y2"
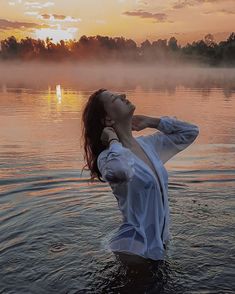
[{"x1": 80, "y1": 88, "x2": 108, "y2": 182}]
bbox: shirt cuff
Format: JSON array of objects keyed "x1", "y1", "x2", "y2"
[
  {"x1": 157, "y1": 116, "x2": 178, "y2": 134},
  {"x1": 108, "y1": 141, "x2": 123, "y2": 152}
]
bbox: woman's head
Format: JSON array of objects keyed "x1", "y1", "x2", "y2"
[
  {"x1": 99, "y1": 90, "x2": 135, "y2": 126},
  {"x1": 81, "y1": 88, "x2": 135, "y2": 182}
]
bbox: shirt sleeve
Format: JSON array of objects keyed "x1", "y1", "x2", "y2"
[
  {"x1": 97, "y1": 141, "x2": 135, "y2": 184},
  {"x1": 140, "y1": 116, "x2": 200, "y2": 164}
]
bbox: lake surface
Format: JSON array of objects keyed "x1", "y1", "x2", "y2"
[{"x1": 0, "y1": 66, "x2": 235, "y2": 293}]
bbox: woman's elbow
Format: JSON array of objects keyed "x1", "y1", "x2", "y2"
[
  {"x1": 176, "y1": 127, "x2": 199, "y2": 151},
  {"x1": 186, "y1": 125, "x2": 200, "y2": 141},
  {"x1": 192, "y1": 125, "x2": 200, "y2": 140}
]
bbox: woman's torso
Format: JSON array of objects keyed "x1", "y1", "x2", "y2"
[{"x1": 106, "y1": 136, "x2": 171, "y2": 261}]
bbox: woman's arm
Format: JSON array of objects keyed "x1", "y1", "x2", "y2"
[
  {"x1": 97, "y1": 141, "x2": 135, "y2": 183},
  {"x1": 142, "y1": 115, "x2": 199, "y2": 164}
]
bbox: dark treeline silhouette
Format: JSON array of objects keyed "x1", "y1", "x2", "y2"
[{"x1": 0, "y1": 33, "x2": 234, "y2": 66}]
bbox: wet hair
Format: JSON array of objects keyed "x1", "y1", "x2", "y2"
[{"x1": 80, "y1": 88, "x2": 108, "y2": 182}]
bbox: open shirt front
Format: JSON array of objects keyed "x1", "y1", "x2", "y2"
[{"x1": 97, "y1": 116, "x2": 199, "y2": 261}]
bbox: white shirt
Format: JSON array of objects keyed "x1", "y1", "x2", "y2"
[{"x1": 97, "y1": 116, "x2": 199, "y2": 261}]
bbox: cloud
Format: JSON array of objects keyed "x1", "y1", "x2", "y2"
[
  {"x1": 24, "y1": 1, "x2": 54, "y2": 9},
  {"x1": 122, "y1": 9, "x2": 170, "y2": 22},
  {"x1": 135, "y1": 0, "x2": 153, "y2": 5},
  {"x1": 0, "y1": 18, "x2": 49, "y2": 30},
  {"x1": 8, "y1": 0, "x2": 22, "y2": 5},
  {"x1": 172, "y1": 0, "x2": 226, "y2": 9},
  {"x1": 8, "y1": 0, "x2": 55, "y2": 8},
  {"x1": 203, "y1": 9, "x2": 235, "y2": 14},
  {"x1": 172, "y1": 1, "x2": 187, "y2": 9},
  {"x1": 52, "y1": 14, "x2": 67, "y2": 20},
  {"x1": 39, "y1": 14, "x2": 82, "y2": 22},
  {"x1": 24, "y1": 11, "x2": 39, "y2": 16}
]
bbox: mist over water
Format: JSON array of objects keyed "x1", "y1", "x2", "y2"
[
  {"x1": 0, "y1": 63, "x2": 235, "y2": 293},
  {"x1": 0, "y1": 61, "x2": 235, "y2": 95}
]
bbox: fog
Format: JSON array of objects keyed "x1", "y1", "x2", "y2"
[{"x1": 0, "y1": 61, "x2": 235, "y2": 92}]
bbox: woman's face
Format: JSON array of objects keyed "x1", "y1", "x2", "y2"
[{"x1": 99, "y1": 90, "x2": 136, "y2": 124}]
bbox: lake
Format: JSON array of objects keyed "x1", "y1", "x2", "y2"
[{"x1": 0, "y1": 64, "x2": 234, "y2": 293}]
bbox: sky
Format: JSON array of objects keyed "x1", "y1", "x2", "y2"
[{"x1": 0, "y1": 0, "x2": 234, "y2": 45}]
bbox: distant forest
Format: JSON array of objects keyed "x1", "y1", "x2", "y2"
[{"x1": 0, "y1": 32, "x2": 234, "y2": 66}]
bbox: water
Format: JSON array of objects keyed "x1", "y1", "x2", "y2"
[{"x1": 0, "y1": 66, "x2": 235, "y2": 293}]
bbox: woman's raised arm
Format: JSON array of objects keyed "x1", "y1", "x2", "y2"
[{"x1": 141, "y1": 115, "x2": 199, "y2": 164}]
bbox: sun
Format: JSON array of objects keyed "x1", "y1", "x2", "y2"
[{"x1": 34, "y1": 28, "x2": 77, "y2": 43}]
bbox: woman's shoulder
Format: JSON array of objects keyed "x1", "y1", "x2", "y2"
[{"x1": 98, "y1": 142, "x2": 134, "y2": 158}]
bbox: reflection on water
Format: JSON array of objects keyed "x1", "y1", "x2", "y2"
[
  {"x1": 0, "y1": 77, "x2": 235, "y2": 293},
  {"x1": 55, "y1": 84, "x2": 63, "y2": 105}
]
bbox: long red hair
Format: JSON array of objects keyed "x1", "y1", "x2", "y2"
[{"x1": 80, "y1": 88, "x2": 108, "y2": 182}]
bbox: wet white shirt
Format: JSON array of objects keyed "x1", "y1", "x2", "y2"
[{"x1": 97, "y1": 116, "x2": 199, "y2": 261}]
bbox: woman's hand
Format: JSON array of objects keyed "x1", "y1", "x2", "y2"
[
  {"x1": 131, "y1": 115, "x2": 151, "y2": 131},
  {"x1": 100, "y1": 127, "x2": 119, "y2": 147}
]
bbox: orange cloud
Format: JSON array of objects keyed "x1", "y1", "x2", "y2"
[
  {"x1": 0, "y1": 18, "x2": 49, "y2": 30},
  {"x1": 203, "y1": 9, "x2": 235, "y2": 15},
  {"x1": 40, "y1": 14, "x2": 81, "y2": 22},
  {"x1": 172, "y1": 0, "x2": 229, "y2": 9},
  {"x1": 122, "y1": 9, "x2": 171, "y2": 23}
]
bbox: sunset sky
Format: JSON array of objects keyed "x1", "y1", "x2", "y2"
[{"x1": 0, "y1": 0, "x2": 234, "y2": 45}]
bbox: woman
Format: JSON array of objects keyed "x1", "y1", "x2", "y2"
[{"x1": 81, "y1": 88, "x2": 199, "y2": 266}]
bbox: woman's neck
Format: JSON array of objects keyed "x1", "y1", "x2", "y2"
[{"x1": 113, "y1": 121, "x2": 136, "y2": 149}]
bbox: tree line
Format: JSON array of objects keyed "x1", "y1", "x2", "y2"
[{"x1": 0, "y1": 33, "x2": 234, "y2": 66}]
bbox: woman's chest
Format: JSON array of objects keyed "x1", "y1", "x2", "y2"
[
  {"x1": 130, "y1": 143, "x2": 168, "y2": 185},
  {"x1": 133, "y1": 149, "x2": 159, "y2": 181},
  {"x1": 133, "y1": 155, "x2": 168, "y2": 188}
]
